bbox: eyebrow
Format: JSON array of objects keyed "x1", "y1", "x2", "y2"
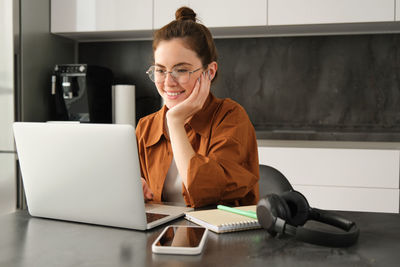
[{"x1": 154, "y1": 62, "x2": 193, "y2": 68}]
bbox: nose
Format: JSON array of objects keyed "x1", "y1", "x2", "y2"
[{"x1": 164, "y1": 72, "x2": 177, "y2": 86}]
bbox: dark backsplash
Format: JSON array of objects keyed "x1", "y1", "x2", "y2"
[{"x1": 79, "y1": 34, "x2": 400, "y2": 141}]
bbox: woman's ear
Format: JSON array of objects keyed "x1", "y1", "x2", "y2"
[{"x1": 207, "y1": 61, "x2": 218, "y2": 81}]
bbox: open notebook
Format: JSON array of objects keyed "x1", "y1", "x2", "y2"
[{"x1": 185, "y1": 205, "x2": 260, "y2": 233}]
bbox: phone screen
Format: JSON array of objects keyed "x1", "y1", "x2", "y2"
[{"x1": 155, "y1": 226, "x2": 206, "y2": 247}]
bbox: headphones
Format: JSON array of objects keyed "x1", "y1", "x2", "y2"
[{"x1": 256, "y1": 166, "x2": 359, "y2": 247}]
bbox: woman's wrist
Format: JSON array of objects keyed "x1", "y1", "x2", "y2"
[{"x1": 166, "y1": 111, "x2": 186, "y2": 128}]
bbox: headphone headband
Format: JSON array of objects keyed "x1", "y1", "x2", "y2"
[
  {"x1": 309, "y1": 208, "x2": 355, "y2": 231},
  {"x1": 293, "y1": 223, "x2": 359, "y2": 247},
  {"x1": 285, "y1": 209, "x2": 360, "y2": 247}
]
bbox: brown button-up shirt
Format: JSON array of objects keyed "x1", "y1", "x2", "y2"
[{"x1": 136, "y1": 93, "x2": 259, "y2": 208}]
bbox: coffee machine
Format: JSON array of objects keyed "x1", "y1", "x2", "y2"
[{"x1": 51, "y1": 64, "x2": 113, "y2": 123}]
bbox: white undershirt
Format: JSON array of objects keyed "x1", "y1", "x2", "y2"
[{"x1": 163, "y1": 156, "x2": 185, "y2": 204}]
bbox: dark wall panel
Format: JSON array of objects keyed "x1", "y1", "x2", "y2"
[
  {"x1": 79, "y1": 34, "x2": 400, "y2": 141},
  {"x1": 79, "y1": 41, "x2": 160, "y2": 121}
]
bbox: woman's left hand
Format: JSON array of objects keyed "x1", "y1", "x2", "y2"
[{"x1": 166, "y1": 71, "x2": 211, "y2": 125}]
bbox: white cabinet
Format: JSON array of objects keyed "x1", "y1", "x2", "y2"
[
  {"x1": 154, "y1": 0, "x2": 189, "y2": 29},
  {"x1": 0, "y1": 154, "x2": 16, "y2": 215},
  {"x1": 258, "y1": 146, "x2": 400, "y2": 213},
  {"x1": 154, "y1": 0, "x2": 267, "y2": 30},
  {"x1": 51, "y1": 0, "x2": 400, "y2": 40},
  {"x1": 51, "y1": 0, "x2": 152, "y2": 33},
  {"x1": 0, "y1": 66, "x2": 14, "y2": 152},
  {"x1": 189, "y1": 0, "x2": 267, "y2": 28},
  {"x1": 0, "y1": 0, "x2": 16, "y2": 215},
  {"x1": 268, "y1": 0, "x2": 394, "y2": 26},
  {"x1": 0, "y1": 0, "x2": 14, "y2": 152}
]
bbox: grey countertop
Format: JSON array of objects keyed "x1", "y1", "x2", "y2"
[
  {"x1": 257, "y1": 139, "x2": 400, "y2": 150},
  {"x1": 1, "y1": 210, "x2": 400, "y2": 267}
]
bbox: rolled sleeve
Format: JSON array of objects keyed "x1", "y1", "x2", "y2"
[
  {"x1": 184, "y1": 118, "x2": 259, "y2": 207},
  {"x1": 185, "y1": 154, "x2": 227, "y2": 207}
]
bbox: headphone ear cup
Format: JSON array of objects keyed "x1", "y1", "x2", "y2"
[
  {"x1": 256, "y1": 194, "x2": 291, "y2": 236},
  {"x1": 280, "y1": 190, "x2": 310, "y2": 226}
]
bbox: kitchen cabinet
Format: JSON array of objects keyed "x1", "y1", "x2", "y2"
[
  {"x1": 0, "y1": 88, "x2": 14, "y2": 213},
  {"x1": 258, "y1": 144, "x2": 400, "y2": 213},
  {"x1": 0, "y1": 79, "x2": 14, "y2": 153},
  {"x1": 0, "y1": 0, "x2": 16, "y2": 215},
  {"x1": 189, "y1": 0, "x2": 267, "y2": 28},
  {"x1": 0, "y1": 154, "x2": 16, "y2": 214},
  {"x1": 51, "y1": 0, "x2": 152, "y2": 33},
  {"x1": 154, "y1": 0, "x2": 267, "y2": 29},
  {"x1": 154, "y1": 0, "x2": 189, "y2": 29},
  {"x1": 268, "y1": 0, "x2": 394, "y2": 26},
  {"x1": 51, "y1": 0, "x2": 400, "y2": 40}
]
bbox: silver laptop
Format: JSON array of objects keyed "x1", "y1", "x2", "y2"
[{"x1": 13, "y1": 122, "x2": 192, "y2": 230}]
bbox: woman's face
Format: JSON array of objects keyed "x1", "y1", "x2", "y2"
[{"x1": 153, "y1": 38, "x2": 204, "y2": 109}]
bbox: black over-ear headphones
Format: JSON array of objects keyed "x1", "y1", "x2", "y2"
[{"x1": 256, "y1": 166, "x2": 359, "y2": 247}]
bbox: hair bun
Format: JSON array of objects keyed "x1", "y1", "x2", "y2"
[{"x1": 175, "y1": 6, "x2": 196, "y2": 22}]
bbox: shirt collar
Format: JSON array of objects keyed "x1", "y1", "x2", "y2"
[
  {"x1": 187, "y1": 93, "x2": 217, "y2": 138},
  {"x1": 145, "y1": 93, "x2": 217, "y2": 147},
  {"x1": 145, "y1": 105, "x2": 169, "y2": 147}
]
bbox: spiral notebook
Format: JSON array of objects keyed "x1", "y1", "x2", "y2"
[{"x1": 184, "y1": 205, "x2": 260, "y2": 233}]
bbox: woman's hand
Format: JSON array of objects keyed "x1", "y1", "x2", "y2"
[
  {"x1": 163, "y1": 71, "x2": 211, "y2": 189},
  {"x1": 141, "y1": 178, "x2": 154, "y2": 201},
  {"x1": 166, "y1": 71, "x2": 211, "y2": 125}
]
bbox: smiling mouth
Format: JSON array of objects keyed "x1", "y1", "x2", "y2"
[{"x1": 165, "y1": 90, "x2": 185, "y2": 97}]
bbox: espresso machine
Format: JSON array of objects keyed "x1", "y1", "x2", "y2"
[{"x1": 51, "y1": 64, "x2": 113, "y2": 123}]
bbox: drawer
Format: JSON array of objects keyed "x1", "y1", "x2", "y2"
[
  {"x1": 258, "y1": 147, "x2": 399, "y2": 189},
  {"x1": 296, "y1": 185, "x2": 399, "y2": 213}
]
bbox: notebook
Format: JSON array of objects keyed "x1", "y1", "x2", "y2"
[
  {"x1": 13, "y1": 122, "x2": 192, "y2": 230},
  {"x1": 185, "y1": 205, "x2": 260, "y2": 233}
]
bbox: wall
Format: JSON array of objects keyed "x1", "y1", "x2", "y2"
[
  {"x1": 20, "y1": 0, "x2": 75, "y2": 122},
  {"x1": 79, "y1": 41, "x2": 159, "y2": 121},
  {"x1": 79, "y1": 34, "x2": 400, "y2": 141}
]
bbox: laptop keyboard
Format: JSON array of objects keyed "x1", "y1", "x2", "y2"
[{"x1": 146, "y1": 212, "x2": 168, "y2": 223}]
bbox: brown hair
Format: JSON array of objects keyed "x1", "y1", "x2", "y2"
[{"x1": 152, "y1": 7, "x2": 218, "y2": 80}]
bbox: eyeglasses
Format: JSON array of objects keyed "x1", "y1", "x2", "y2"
[{"x1": 146, "y1": 66, "x2": 202, "y2": 84}]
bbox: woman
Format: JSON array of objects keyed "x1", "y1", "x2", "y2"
[{"x1": 137, "y1": 7, "x2": 259, "y2": 208}]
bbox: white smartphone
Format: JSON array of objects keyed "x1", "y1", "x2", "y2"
[{"x1": 152, "y1": 225, "x2": 208, "y2": 255}]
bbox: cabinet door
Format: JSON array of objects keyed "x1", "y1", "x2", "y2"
[
  {"x1": 0, "y1": 154, "x2": 16, "y2": 215},
  {"x1": 0, "y1": 0, "x2": 14, "y2": 151},
  {"x1": 295, "y1": 185, "x2": 399, "y2": 213},
  {"x1": 154, "y1": 0, "x2": 189, "y2": 29},
  {"x1": 51, "y1": 0, "x2": 152, "y2": 33},
  {"x1": 189, "y1": 0, "x2": 267, "y2": 28},
  {"x1": 0, "y1": 92, "x2": 13, "y2": 151},
  {"x1": 268, "y1": 0, "x2": 394, "y2": 26},
  {"x1": 258, "y1": 146, "x2": 400, "y2": 213},
  {"x1": 258, "y1": 147, "x2": 399, "y2": 188}
]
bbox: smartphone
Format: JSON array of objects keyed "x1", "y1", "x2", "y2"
[{"x1": 152, "y1": 225, "x2": 208, "y2": 255}]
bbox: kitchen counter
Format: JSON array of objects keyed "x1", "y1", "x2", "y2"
[
  {"x1": 256, "y1": 129, "x2": 400, "y2": 147},
  {"x1": 1, "y1": 210, "x2": 400, "y2": 266},
  {"x1": 257, "y1": 138, "x2": 400, "y2": 150}
]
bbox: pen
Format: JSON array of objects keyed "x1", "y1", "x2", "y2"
[{"x1": 217, "y1": 205, "x2": 257, "y2": 219}]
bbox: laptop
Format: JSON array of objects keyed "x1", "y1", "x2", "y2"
[{"x1": 13, "y1": 122, "x2": 192, "y2": 230}]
